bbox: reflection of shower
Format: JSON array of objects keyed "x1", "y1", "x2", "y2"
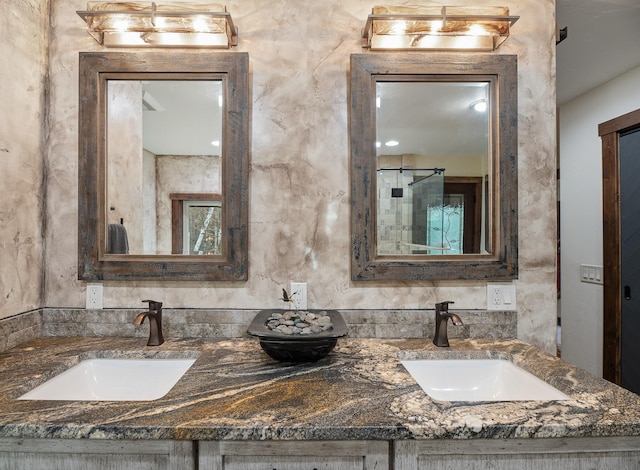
[
  {"x1": 377, "y1": 167, "x2": 447, "y2": 255},
  {"x1": 408, "y1": 168, "x2": 445, "y2": 186},
  {"x1": 377, "y1": 167, "x2": 444, "y2": 196},
  {"x1": 378, "y1": 167, "x2": 445, "y2": 176}
]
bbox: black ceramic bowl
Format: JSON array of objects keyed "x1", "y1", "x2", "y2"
[{"x1": 247, "y1": 309, "x2": 348, "y2": 362}]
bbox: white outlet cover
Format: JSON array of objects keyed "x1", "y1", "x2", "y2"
[
  {"x1": 290, "y1": 282, "x2": 308, "y2": 310},
  {"x1": 486, "y1": 283, "x2": 516, "y2": 311},
  {"x1": 86, "y1": 283, "x2": 103, "y2": 309}
]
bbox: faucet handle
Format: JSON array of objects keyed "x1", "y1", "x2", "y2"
[
  {"x1": 142, "y1": 299, "x2": 163, "y2": 311},
  {"x1": 436, "y1": 300, "x2": 455, "y2": 310}
]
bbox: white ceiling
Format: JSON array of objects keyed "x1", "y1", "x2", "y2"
[
  {"x1": 377, "y1": 81, "x2": 489, "y2": 158},
  {"x1": 142, "y1": 80, "x2": 223, "y2": 156},
  {"x1": 556, "y1": 0, "x2": 640, "y2": 106}
]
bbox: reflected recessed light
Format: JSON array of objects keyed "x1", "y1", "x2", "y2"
[
  {"x1": 211, "y1": 140, "x2": 220, "y2": 146},
  {"x1": 385, "y1": 140, "x2": 399, "y2": 147},
  {"x1": 470, "y1": 99, "x2": 487, "y2": 112},
  {"x1": 375, "y1": 141, "x2": 381, "y2": 148}
]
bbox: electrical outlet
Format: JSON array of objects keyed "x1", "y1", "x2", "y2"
[
  {"x1": 492, "y1": 286, "x2": 502, "y2": 305},
  {"x1": 290, "y1": 282, "x2": 308, "y2": 310},
  {"x1": 86, "y1": 283, "x2": 103, "y2": 309},
  {"x1": 487, "y1": 282, "x2": 516, "y2": 311}
]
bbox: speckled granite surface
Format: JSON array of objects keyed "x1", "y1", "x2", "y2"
[{"x1": 0, "y1": 337, "x2": 639, "y2": 441}]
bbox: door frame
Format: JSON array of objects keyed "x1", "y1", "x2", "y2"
[
  {"x1": 600, "y1": 108, "x2": 640, "y2": 384},
  {"x1": 443, "y1": 177, "x2": 483, "y2": 254}
]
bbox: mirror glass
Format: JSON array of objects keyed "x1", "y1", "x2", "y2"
[
  {"x1": 376, "y1": 81, "x2": 490, "y2": 255},
  {"x1": 350, "y1": 53, "x2": 518, "y2": 281},
  {"x1": 106, "y1": 80, "x2": 223, "y2": 255},
  {"x1": 78, "y1": 52, "x2": 249, "y2": 281}
]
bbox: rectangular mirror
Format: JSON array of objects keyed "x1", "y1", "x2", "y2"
[
  {"x1": 350, "y1": 53, "x2": 517, "y2": 281},
  {"x1": 78, "y1": 52, "x2": 249, "y2": 281}
]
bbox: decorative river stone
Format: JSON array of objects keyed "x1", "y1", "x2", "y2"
[{"x1": 265, "y1": 310, "x2": 334, "y2": 335}]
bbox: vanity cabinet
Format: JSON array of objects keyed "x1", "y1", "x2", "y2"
[
  {"x1": 0, "y1": 438, "x2": 194, "y2": 470},
  {"x1": 2, "y1": 437, "x2": 640, "y2": 469},
  {"x1": 394, "y1": 437, "x2": 640, "y2": 470},
  {"x1": 0, "y1": 439, "x2": 388, "y2": 469},
  {"x1": 199, "y1": 440, "x2": 389, "y2": 470}
]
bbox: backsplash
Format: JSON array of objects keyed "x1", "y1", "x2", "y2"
[
  {"x1": 0, "y1": 311, "x2": 42, "y2": 352},
  {"x1": 0, "y1": 308, "x2": 516, "y2": 353}
]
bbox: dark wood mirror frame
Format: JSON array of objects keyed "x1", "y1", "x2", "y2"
[
  {"x1": 78, "y1": 51, "x2": 249, "y2": 281},
  {"x1": 350, "y1": 53, "x2": 518, "y2": 281}
]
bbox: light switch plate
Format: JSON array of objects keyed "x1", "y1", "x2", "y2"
[
  {"x1": 580, "y1": 264, "x2": 603, "y2": 285},
  {"x1": 487, "y1": 282, "x2": 517, "y2": 311}
]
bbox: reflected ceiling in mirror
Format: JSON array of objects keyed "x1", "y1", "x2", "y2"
[
  {"x1": 78, "y1": 52, "x2": 249, "y2": 281},
  {"x1": 350, "y1": 53, "x2": 518, "y2": 281},
  {"x1": 376, "y1": 81, "x2": 489, "y2": 157}
]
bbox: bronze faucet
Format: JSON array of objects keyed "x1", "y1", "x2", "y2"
[
  {"x1": 133, "y1": 300, "x2": 164, "y2": 346},
  {"x1": 432, "y1": 301, "x2": 463, "y2": 347}
]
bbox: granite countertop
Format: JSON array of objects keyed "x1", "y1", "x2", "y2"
[{"x1": 0, "y1": 336, "x2": 639, "y2": 441}]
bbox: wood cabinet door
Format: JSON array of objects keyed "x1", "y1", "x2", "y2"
[
  {"x1": 199, "y1": 440, "x2": 389, "y2": 470},
  {"x1": 0, "y1": 438, "x2": 194, "y2": 470}
]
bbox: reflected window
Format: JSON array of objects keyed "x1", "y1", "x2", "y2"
[
  {"x1": 426, "y1": 193, "x2": 464, "y2": 255},
  {"x1": 171, "y1": 193, "x2": 222, "y2": 255}
]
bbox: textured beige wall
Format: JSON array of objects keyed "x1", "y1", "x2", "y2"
[
  {"x1": 0, "y1": 0, "x2": 49, "y2": 319},
  {"x1": 43, "y1": 0, "x2": 557, "y2": 351},
  {"x1": 107, "y1": 81, "x2": 144, "y2": 251}
]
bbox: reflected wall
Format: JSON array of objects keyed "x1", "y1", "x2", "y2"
[{"x1": 0, "y1": 0, "x2": 48, "y2": 320}]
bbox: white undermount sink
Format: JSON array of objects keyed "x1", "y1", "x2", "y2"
[
  {"x1": 19, "y1": 358, "x2": 196, "y2": 401},
  {"x1": 401, "y1": 359, "x2": 570, "y2": 402}
]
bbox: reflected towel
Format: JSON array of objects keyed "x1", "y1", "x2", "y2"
[{"x1": 107, "y1": 224, "x2": 129, "y2": 254}]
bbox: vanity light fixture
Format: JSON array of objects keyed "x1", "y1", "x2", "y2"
[
  {"x1": 76, "y1": 2, "x2": 238, "y2": 48},
  {"x1": 362, "y1": 5, "x2": 519, "y2": 51}
]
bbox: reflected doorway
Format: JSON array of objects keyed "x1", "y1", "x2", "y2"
[{"x1": 413, "y1": 178, "x2": 482, "y2": 254}]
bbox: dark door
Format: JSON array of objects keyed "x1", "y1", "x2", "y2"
[
  {"x1": 620, "y1": 127, "x2": 640, "y2": 394},
  {"x1": 443, "y1": 181, "x2": 482, "y2": 254},
  {"x1": 600, "y1": 108, "x2": 640, "y2": 386}
]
